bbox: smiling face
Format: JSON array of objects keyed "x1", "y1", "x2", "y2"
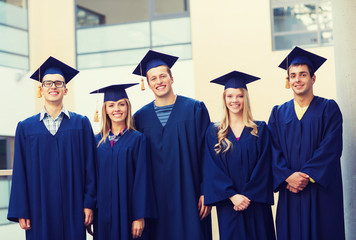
[
  {"x1": 288, "y1": 64, "x2": 315, "y2": 97},
  {"x1": 105, "y1": 99, "x2": 128, "y2": 125},
  {"x1": 146, "y1": 65, "x2": 174, "y2": 99},
  {"x1": 41, "y1": 74, "x2": 67, "y2": 104},
  {"x1": 224, "y1": 88, "x2": 244, "y2": 116}
]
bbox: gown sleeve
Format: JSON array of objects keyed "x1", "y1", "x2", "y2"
[
  {"x1": 241, "y1": 122, "x2": 274, "y2": 205},
  {"x1": 300, "y1": 100, "x2": 343, "y2": 188},
  {"x1": 203, "y1": 124, "x2": 237, "y2": 205},
  {"x1": 82, "y1": 117, "x2": 97, "y2": 210},
  {"x1": 7, "y1": 122, "x2": 31, "y2": 222},
  {"x1": 268, "y1": 106, "x2": 294, "y2": 192},
  {"x1": 194, "y1": 102, "x2": 211, "y2": 195},
  {"x1": 132, "y1": 134, "x2": 157, "y2": 220}
]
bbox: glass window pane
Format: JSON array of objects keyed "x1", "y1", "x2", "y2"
[
  {"x1": 77, "y1": 22, "x2": 150, "y2": 54},
  {"x1": 75, "y1": 1, "x2": 192, "y2": 69},
  {"x1": 274, "y1": 32, "x2": 318, "y2": 50},
  {"x1": 0, "y1": 0, "x2": 27, "y2": 29},
  {"x1": 318, "y1": 2, "x2": 332, "y2": 30},
  {"x1": 0, "y1": 51, "x2": 28, "y2": 69},
  {"x1": 273, "y1": 5, "x2": 317, "y2": 33},
  {"x1": 152, "y1": 17, "x2": 191, "y2": 46},
  {"x1": 153, "y1": 44, "x2": 192, "y2": 60},
  {"x1": 77, "y1": 6, "x2": 105, "y2": 28},
  {"x1": 320, "y1": 31, "x2": 333, "y2": 44},
  {"x1": 0, "y1": 25, "x2": 28, "y2": 55},
  {"x1": 78, "y1": 48, "x2": 150, "y2": 69},
  {"x1": 155, "y1": 0, "x2": 186, "y2": 15},
  {"x1": 0, "y1": 139, "x2": 6, "y2": 170},
  {"x1": 0, "y1": 176, "x2": 12, "y2": 225},
  {"x1": 76, "y1": 0, "x2": 149, "y2": 27}
]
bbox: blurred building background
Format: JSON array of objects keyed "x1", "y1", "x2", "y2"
[{"x1": 1, "y1": 0, "x2": 354, "y2": 239}]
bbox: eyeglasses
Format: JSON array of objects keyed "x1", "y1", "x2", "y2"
[{"x1": 42, "y1": 80, "x2": 65, "y2": 88}]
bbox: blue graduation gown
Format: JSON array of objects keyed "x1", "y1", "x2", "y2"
[
  {"x1": 204, "y1": 121, "x2": 275, "y2": 240},
  {"x1": 268, "y1": 96, "x2": 345, "y2": 240},
  {"x1": 94, "y1": 130, "x2": 156, "y2": 240},
  {"x1": 133, "y1": 95, "x2": 212, "y2": 240},
  {"x1": 7, "y1": 112, "x2": 96, "y2": 240}
]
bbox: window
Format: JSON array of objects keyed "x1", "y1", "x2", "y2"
[
  {"x1": 154, "y1": 0, "x2": 187, "y2": 15},
  {"x1": 75, "y1": 0, "x2": 191, "y2": 69},
  {"x1": 0, "y1": 136, "x2": 14, "y2": 225},
  {"x1": 271, "y1": 0, "x2": 333, "y2": 50},
  {"x1": 77, "y1": 6, "x2": 106, "y2": 28},
  {"x1": 0, "y1": 0, "x2": 29, "y2": 70}
]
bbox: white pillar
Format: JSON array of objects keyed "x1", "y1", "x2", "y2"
[
  {"x1": 331, "y1": 0, "x2": 356, "y2": 238},
  {"x1": 28, "y1": 0, "x2": 77, "y2": 112}
]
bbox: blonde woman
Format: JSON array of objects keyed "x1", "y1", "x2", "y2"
[
  {"x1": 204, "y1": 71, "x2": 275, "y2": 240},
  {"x1": 90, "y1": 84, "x2": 156, "y2": 240}
]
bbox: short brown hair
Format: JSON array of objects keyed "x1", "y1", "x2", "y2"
[{"x1": 146, "y1": 65, "x2": 172, "y2": 83}]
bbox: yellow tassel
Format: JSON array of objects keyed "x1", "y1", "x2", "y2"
[
  {"x1": 141, "y1": 78, "x2": 145, "y2": 91},
  {"x1": 37, "y1": 85, "x2": 42, "y2": 98},
  {"x1": 285, "y1": 77, "x2": 290, "y2": 89},
  {"x1": 94, "y1": 110, "x2": 99, "y2": 122},
  {"x1": 309, "y1": 177, "x2": 316, "y2": 183}
]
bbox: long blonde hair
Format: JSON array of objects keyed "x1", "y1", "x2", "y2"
[
  {"x1": 97, "y1": 98, "x2": 136, "y2": 147},
  {"x1": 214, "y1": 88, "x2": 258, "y2": 154}
]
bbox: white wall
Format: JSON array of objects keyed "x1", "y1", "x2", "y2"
[
  {"x1": 190, "y1": 0, "x2": 337, "y2": 123},
  {"x1": 0, "y1": 67, "x2": 35, "y2": 136}
]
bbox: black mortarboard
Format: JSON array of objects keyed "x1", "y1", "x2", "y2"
[
  {"x1": 90, "y1": 83, "x2": 138, "y2": 102},
  {"x1": 132, "y1": 50, "x2": 179, "y2": 76},
  {"x1": 30, "y1": 56, "x2": 79, "y2": 84},
  {"x1": 210, "y1": 71, "x2": 260, "y2": 90},
  {"x1": 278, "y1": 46, "x2": 327, "y2": 72}
]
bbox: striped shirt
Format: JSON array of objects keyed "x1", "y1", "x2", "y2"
[
  {"x1": 40, "y1": 106, "x2": 70, "y2": 135},
  {"x1": 154, "y1": 103, "x2": 174, "y2": 127},
  {"x1": 108, "y1": 128, "x2": 127, "y2": 147}
]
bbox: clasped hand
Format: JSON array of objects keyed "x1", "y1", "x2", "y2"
[
  {"x1": 286, "y1": 172, "x2": 310, "y2": 193},
  {"x1": 230, "y1": 194, "x2": 251, "y2": 211}
]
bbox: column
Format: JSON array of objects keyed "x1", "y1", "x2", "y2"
[{"x1": 331, "y1": 0, "x2": 356, "y2": 238}]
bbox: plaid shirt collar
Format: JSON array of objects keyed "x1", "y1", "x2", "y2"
[
  {"x1": 40, "y1": 106, "x2": 70, "y2": 121},
  {"x1": 108, "y1": 128, "x2": 127, "y2": 143}
]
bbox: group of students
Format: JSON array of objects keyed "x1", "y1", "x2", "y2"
[{"x1": 7, "y1": 46, "x2": 345, "y2": 240}]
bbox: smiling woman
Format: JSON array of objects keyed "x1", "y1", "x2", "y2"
[
  {"x1": 105, "y1": 99, "x2": 128, "y2": 126},
  {"x1": 225, "y1": 88, "x2": 244, "y2": 115},
  {"x1": 204, "y1": 71, "x2": 275, "y2": 240},
  {"x1": 89, "y1": 83, "x2": 156, "y2": 240}
]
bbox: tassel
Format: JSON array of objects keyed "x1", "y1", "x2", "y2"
[
  {"x1": 94, "y1": 110, "x2": 99, "y2": 122},
  {"x1": 139, "y1": 62, "x2": 145, "y2": 91},
  {"x1": 141, "y1": 78, "x2": 145, "y2": 91},
  {"x1": 37, "y1": 85, "x2": 42, "y2": 98},
  {"x1": 285, "y1": 77, "x2": 290, "y2": 89}
]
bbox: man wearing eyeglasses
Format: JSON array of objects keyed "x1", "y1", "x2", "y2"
[{"x1": 7, "y1": 57, "x2": 96, "y2": 240}]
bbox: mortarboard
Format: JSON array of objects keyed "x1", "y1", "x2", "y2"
[
  {"x1": 210, "y1": 71, "x2": 260, "y2": 90},
  {"x1": 279, "y1": 46, "x2": 326, "y2": 88},
  {"x1": 279, "y1": 46, "x2": 327, "y2": 72},
  {"x1": 132, "y1": 50, "x2": 179, "y2": 77},
  {"x1": 90, "y1": 83, "x2": 138, "y2": 102},
  {"x1": 30, "y1": 56, "x2": 79, "y2": 98},
  {"x1": 90, "y1": 83, "x2": 138, "y2": 122},
  {"x1": 30, "y1": 56, "x2": 79, "y2": 84},
  {"x1": 132, "y1": 50, "x2": 178, "y2": 91}
]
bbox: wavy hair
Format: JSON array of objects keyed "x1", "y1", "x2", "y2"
[
  {"x1": 97, "y1": 98, "x2": 136, "y2": 147},
  {"x1": 214, "y1": 88, "x2": 258, "y2": 154}
]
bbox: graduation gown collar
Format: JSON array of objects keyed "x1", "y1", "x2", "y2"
[
  {"x1": 148, "y1": 95, "x2": 183, "y2": 128},
  {"x1": 283, "y1": 96, "x2": 318, "y2": 122}
]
